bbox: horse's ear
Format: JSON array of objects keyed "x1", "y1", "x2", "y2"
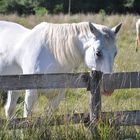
[
  {"x1": 89, "y1": 22, "x2": 99, "y2": 36},
  {"x1": 112, "y1": 22, "x2": 122, "y2": 35}
]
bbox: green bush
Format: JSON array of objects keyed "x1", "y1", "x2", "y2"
[{"x1": 34, "y1": 7, "x2": 48, "y2": 16}]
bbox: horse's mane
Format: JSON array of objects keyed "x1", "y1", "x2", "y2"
[{"x1": 40, "y1": 22, "x2": 91, "y2": 67}]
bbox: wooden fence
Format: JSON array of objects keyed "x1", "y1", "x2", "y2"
[{"x1": 0, "y1": 70, "x2": 140, "y2": 129}]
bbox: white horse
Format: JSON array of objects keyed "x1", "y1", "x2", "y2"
[
  {"x1": 0, "y1": 21, "x2": 122, "y2": 119},
  {"x1": 136, "y1": 19, "x2": 140, "y2": 51}
]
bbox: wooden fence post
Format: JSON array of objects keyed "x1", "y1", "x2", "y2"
[{"x1": 89, "y1": 71, "x2": 102, "y2": 135}]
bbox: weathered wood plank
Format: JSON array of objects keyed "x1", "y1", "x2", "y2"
[
  {"x1": 101, "y1": 110, "x2": 140, "y2": 126},
  {"x1": 89, "y1": 71, "x2": 102, "y2": 121},
  {"x1": 102, "y1": 72, "x2": 140, "y2": 91},
  {"x1": 1, "y1": 71, "x2": 140, "y2": 91},
  {"x1": 0, "y1": 110, "x2": 140, "y2": 129},
  {"x1": 0, "y1": 113, "x2": 89, "y2": 129},
  {"x1": 0, "y1": 73, "x2": 89, "y2": 90}
]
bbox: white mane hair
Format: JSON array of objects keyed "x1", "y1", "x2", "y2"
[{"x1": 32, "y1": 22, "x2": 114, "y2": 67}]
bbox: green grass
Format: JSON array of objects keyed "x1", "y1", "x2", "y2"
[{"x1": 0, "y1": 13, "x2": 140, "y2": 139}]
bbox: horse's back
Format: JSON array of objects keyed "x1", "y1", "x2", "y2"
[
  {"x1": 0, "y1": 21, "x2": 30, "y2": 43},
  {"x1": 0, "y1": 21, "x2": 30, "y2": 52},
  {"x1": 0, "y1": 21, "x2": 29, "y2": 31}
]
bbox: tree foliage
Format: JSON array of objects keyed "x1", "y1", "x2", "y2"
[{"x1": 0, "y1": 0, "x2": 139, "y2": 15}]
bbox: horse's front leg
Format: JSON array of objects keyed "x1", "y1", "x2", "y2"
[
  {"x1": 5, "y1": 90, "x2": 20, "y2": 119},
  {"x1": 24, "y1": 89, "x2": 38, "y2": 118}
]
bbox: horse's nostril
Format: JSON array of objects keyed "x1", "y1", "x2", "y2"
[{"x1": 96, "y1": 51, "x2": 102, "y2": 57}]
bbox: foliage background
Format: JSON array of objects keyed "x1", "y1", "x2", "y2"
[{"x1": 0, "y1": 0, "x2": 139, "y2": 15}]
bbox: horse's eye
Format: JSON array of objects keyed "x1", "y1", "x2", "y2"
[{"x1": 96, "y1": 50, "x2": 102, "y2": 57}]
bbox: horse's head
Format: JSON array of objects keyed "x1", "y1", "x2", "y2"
[
  {"x1": 83, "y1": 22, "x2": 122, "y2": 73},
  {"x1": 81, "y1": 22, "x2": 122, "y2": 95}
]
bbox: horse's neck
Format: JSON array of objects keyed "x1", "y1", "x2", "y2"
[{"x1": 17, "y1": 23, "x2": 86, "y2": 71}]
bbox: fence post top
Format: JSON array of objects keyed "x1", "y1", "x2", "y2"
[{"x1": 90, "y1": 70, "x2": 103, "y2": 78}]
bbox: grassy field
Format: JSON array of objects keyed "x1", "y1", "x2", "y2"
[{"x1": 0, "y1": 13, "x2": 140, "y2": 140}]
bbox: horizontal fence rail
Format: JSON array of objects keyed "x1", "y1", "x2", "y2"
[
  {"x1": 1, "y1": 110, "x2": 140, "y2": 129},
  {"x1": 0, "y1": 71, "x2": 140, "y2": 91},
  {"x1": 0, "y1": 73, "x2": 89, "y2": 90},
  {"x1": 103, "y1": 72, "x2": 140, "y2": 91}
]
